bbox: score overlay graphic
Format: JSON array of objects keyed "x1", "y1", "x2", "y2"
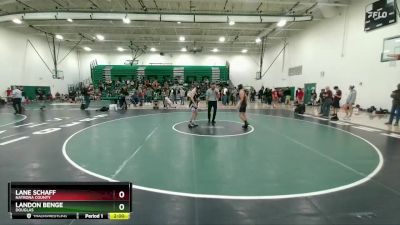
[{"x1": 8, "y1": 182, "x2": 132, "y2": 220}]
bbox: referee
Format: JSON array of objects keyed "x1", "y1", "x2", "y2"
[{"x1": 206, "y1": 82, "x2": 219, "y2": 125}]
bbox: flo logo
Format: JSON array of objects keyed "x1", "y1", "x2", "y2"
[
  {"x1": 367, "y1": 11, "x2": 388, "y2": 20},
  {"x1": 26, "y1": 213, "x2": 31, "y2": 219}
]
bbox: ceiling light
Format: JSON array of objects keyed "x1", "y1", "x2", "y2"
[
  {"x1": 181, "y1": 47, "x2": 187, "y2": 52},
  {"x1": 219, "y1": 36, "x2": 226, "y2": 42},
  {"x1": 277, "y1": 19, "x2": 287, "y2": 27},
  {"x1": 177, "y1": 21, "x2": 181, "y2": 24},
  {"x1": 229, "y1": 20, "x2": 235, "y2": 26},
  {"x1": 150, "y1": 47, "x2": 156, "y2": 52},
  {"x1": 122, "y1": 17, "x2": 131, "y2": 24},
  {"x1": 12, "y1": 18, "x2": 22, "y2": 24},
  {"x1": 83, "y1": 47, "x2": 92, "y2": 51},
  {"x1": 67, "y1": 18, "x2": 73, "y2": 22},
  {"x1": 241, "y1": 49, "x2": 248, "y2": 53},
  {"x1": 96, "y1": 34, "x2": 105, "y2": 41},
  {"x1": 55, "y1": 34, "x2": 63, "y2": 40},
  {"x1": 255, "y1": 38, "x2": 262, "y2": 43},
  {"x1": 212, "y1": 48, "x2": 219, "y2": 53},
  {"x1": 117, "y1": 47, "x2": 124, "y2": 52},
  {"x1": 179, "y1": 36, "x2": 185, "y2": 41}
]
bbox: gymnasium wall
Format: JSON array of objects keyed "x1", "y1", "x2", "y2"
[
  {"x1": 260, "y1": 0, "x2": 400, "y2": 109},
  {"x1": 78, "y1": 52, "x2": 260, "y2": 88},
  {"x1": 0, "y1": 27, "x2": 80, "y2": 96}
]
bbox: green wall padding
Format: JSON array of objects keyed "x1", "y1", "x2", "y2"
[
  {"x1": 13, "y1": 86, "x2": 51, "y2": 100},
  {"x1": 91, "y1": 65, "x2": 229, "y2": 87}
]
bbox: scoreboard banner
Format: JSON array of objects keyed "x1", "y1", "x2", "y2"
[
  {"x1": 365, "y1": 0, "x2": 397, "y2": 31},
  {"x1": 8, "y1": 182, "x2": 132, "y2": 220}
]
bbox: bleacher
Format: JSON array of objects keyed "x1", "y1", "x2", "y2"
[{"x1": 91, "y1": 65, "x2": 230, "y2": 99}]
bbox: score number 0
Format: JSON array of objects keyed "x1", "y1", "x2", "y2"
[{"x1": 118, "y1": 191, "x2": 125, "y2": 211}]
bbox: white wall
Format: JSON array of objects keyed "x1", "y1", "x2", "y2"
[
  {"x1": 260, "y1": 0, "x2": 400, "y2": 109},
  {"x1": 78, "y1": 52, "x2": 261, "y2": 88},
  {"x1": 0, "y1": 27, "x2": 80, "y2": 95},
  {"x1": 78, "y1": 0, "x2": 399, "y2": 108}
]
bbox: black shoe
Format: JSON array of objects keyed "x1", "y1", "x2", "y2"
[
  {"x1": 330, "y1": 116, "x2": 339, "y2": 121},
  {"x1": 394, "y1": 123, "x2": 399, "y2": 126},
  {"x1": 212, "y1": 121, "x2": 215, "y2": 126},
  {"x1": 188, "y1": 123, "x2": 194, "y2": 128},
  {"x1": 385, "y1": 122, "x2": 392, "y2": 125}
]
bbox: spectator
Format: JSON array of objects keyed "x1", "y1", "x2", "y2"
[
  {"x1": 311, "y1": 90, "x2": 317, "y2": 106},
  {"x1": 222, "y1": 86, "x2": 228, "y2": 105},
  {"x1": 344, "y1": 85, "x2": 357, "y2": 120},
  {"x1": 265, "y1": 88, "x2": 272, "y2": 105},
  {"x1": 119, "y1": 87, "x2": 129, "y2": 110},
  {"x1": 272, "y1": 88, "x2": 279, "y2": 108},
  {"x1": 81, "y1": 85, "x2": 91, "y2": 110},
  {"x1": 284, "y1": 87, "x2": 291, "y2": 105},
  {"x1": 385, "y1": 83, "x2": 400, "y2": 126},
  {"x1": 146, "y1": 88, "x2": 153, "y2": 104},
  {"x1": 55, "y1": 92, "x2": 61, "y2": 101},
  {"x1": 180, "y1": 88, "x2": 185, "y2": 105},
  {"x1": 36, "y1": 88, "x2": 46, "y2": 110},
  {"x1": 296, "y1": 88, "x2": 304, "y2": 104},
  {"x1": 6, "y1": 87, "x2": 12, "y2": 97},
  {"x1": 321, "y1": 86, "x2": 333, "y2": 118},
  {"x1": 250, "y1": 88, "x2": 256, "y2": 102},
  {"x1": 331, "y1": 86, "x2": 342, "y2": 120},
  {"x1": 258, "y1": 86, "x2": 264, "y2": 100}
]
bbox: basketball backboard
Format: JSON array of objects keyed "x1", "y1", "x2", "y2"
[{"x1": 381, "y1": 35, "x2": 400, "y2": 62}]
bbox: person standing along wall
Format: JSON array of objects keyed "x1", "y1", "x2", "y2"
[
  {"x1": 321, "y1": 86, "x2": 333, "y2": 118},
  {"x1": 344, "y1": 85, "x2": 357, "y2": 120},
  {"x1": 331, "y1": 86, "x2": 342, "y2": 121},
  {"x1": 385, "y1": 83, "x2": 400, "y2": 126},
  {"x1": 36, "y1": 88, "x2": 46, "y2": 110},
  {"x1": 284, "y1": 87, "x2": 291, "y2": 105},
  {"x1": 81, "y1": 85, "x2": 91, "y2": 110},
  {"x1": 297, "y1": 88, "x2": 305, "y2": 104}
]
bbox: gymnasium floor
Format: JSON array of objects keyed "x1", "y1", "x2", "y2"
[{"x1": 1, "y1": 103, "x2": 400, "y2": 225}]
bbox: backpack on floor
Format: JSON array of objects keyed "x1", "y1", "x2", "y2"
[
  {"x1": 96, "y1": 106, "x2": 109, "y2": 112},
  {"x1": 295, "y1": 104, "x2": 305, "y2": 114},
  {"x1": 367, "y1": 106, "x2": 376, "y2": 113},
  {"x1": 331, "y1": 115, "x2": 339, "y2": 121}
]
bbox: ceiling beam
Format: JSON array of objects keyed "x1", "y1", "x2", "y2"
[
  {"x1": 0, "y1": 10, "x2": 314, "y2": 17},
  {"x1": 60, "y1": 39, "x2": 275, "y2": 45},
  {"x1": 87, "y1": 0, "x2": 99, "y2": 9},
  {"x1": 23, "y1": 22, "x2": 303, "y2": 31},
  {"x1": 15, "y1": 0, "x2": 38, "y2": 11},
  {"x1": 137, "y1": 0, "x2": 147, "y2": 11},
  {"x1": 24, "y1": 32, "x2": 287, "y2": 40}
]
